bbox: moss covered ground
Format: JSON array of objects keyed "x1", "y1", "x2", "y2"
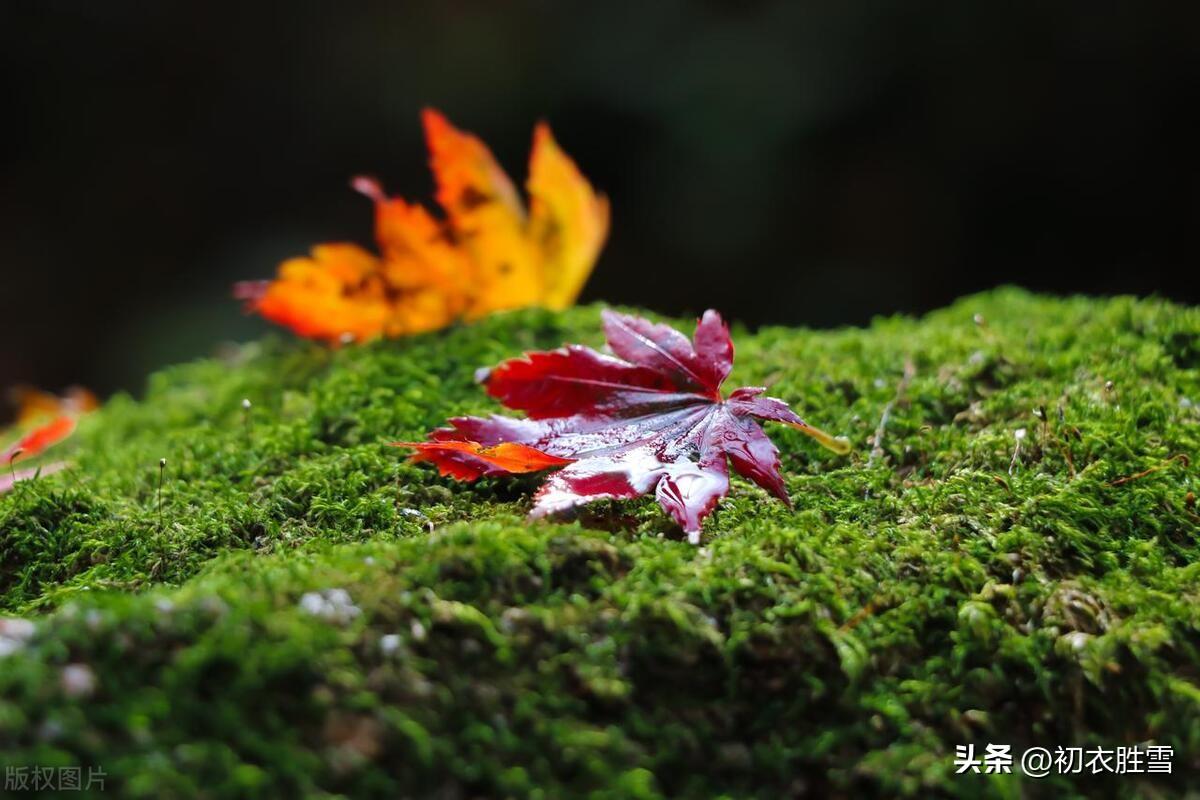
[{"x1": 1, "y1": 288, "x2": 1198, "y2": 798}]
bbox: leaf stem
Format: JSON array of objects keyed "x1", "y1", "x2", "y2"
[{"x1": 785, "y1": 421, "x2": 851, "y2": 455}]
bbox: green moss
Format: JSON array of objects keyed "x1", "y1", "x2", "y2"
[{"x1": 1, "y1": 289, "x2": 1198, "y2": 797}]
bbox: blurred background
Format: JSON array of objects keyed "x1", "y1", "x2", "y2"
[{"x1": 3, "y1": 2, "x2": 1199, "y2": 399}]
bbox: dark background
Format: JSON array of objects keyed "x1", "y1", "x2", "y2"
[{"x1": 3, "y1": 2, "x2": 1199, "y2": 400}]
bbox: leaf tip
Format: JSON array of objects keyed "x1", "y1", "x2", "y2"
[
  {"x1": 420, "y1": 107, "x2": 453, "y2": 143},
  {"x1": 351, "y1": 175, "x2": 385, "y2": 202},
  {"x1": 232, "y1": 280, "x2": 269, "y2": 309}
]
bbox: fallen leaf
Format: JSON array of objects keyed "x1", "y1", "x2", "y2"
[
  {"x1": 1, "y1": 387, "x2": 95, "y2": 493},
  {"x1": 236, "y1": 109, "x2": 608, "y2": 343},
  {"x1": 9, "y1": 385, "x2": 97, "y2": 425},
  {"x1": 396, "y1": 310, "x2": 849, "y2": 541},
  {"x1": 2, "y1": 416, "x2": 77, "y2": 464}
]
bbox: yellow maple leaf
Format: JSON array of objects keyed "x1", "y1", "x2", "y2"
[{"x1": 236, "y1": 109, "x2": 609, "y2": 343}]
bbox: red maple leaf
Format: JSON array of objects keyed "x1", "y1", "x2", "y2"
[{"x1": 395, "y1": 310, "x2": 849, "y2": 542}]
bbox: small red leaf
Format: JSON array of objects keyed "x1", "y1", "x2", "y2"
[
  {"x1": 2, "y1": 416, "x2": 77, "y2": 464},
  {"x1": 400, "y1": 310, "x2": 848, "y2": 539}
]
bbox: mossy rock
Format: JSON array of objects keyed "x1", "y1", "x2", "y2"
[{"x1": 1, "y1": 289, "x2": 1198, "y2": 798}]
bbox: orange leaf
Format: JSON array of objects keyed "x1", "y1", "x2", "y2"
[
  {"x1": 422, "y1": 109, "x2": 542, "y2": 314},
  {"x1": 237, "y1": 109, "x2": 608, "y2": 343},
  {"x1": 242, "y1": 244, "x2": 393, "y2": 344},
  {"x1": 11, "y1": 385, "x2": 97, "y2": 425},
  {"x1": 391, "y1": 440, "x2": 574, "y2": 481},
  {"x1": 3, "y1": 415, "x2": 77, "y2": 464},
  {"x1": 527, "y1": 122, "x2": 610, "y2": 310}
]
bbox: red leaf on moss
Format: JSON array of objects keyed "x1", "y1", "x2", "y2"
[
  {"x1": 1, "y1": 387, "x2": 96, "y2": 494},
  {"x1": 395, "y1": 310, "x2": 849, "y2": 541},
  {"x1": 2, "y1": 415, "x2": 77, "y2": 464}
]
